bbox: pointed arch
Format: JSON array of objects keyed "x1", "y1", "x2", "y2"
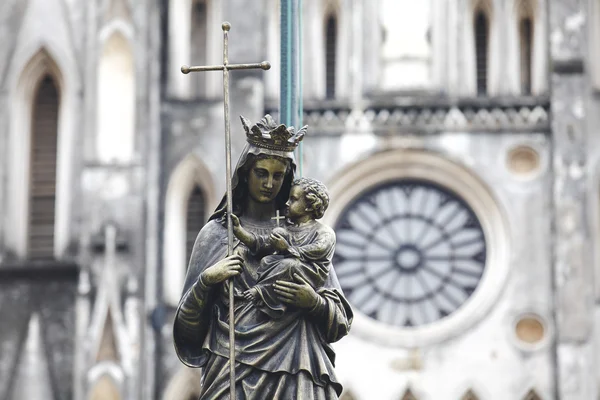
[
  {"x1": 163, "y1": 154, "x2": 217, "y2": 306},
  {"x1": 7, "y1": 48, "x2": 75, "y2": 259},
  {"x1": 506, "y1": 0, "x2": 547, "y2": 94},
  {"x1": 28, "y1": 74, "x2": 60, "y2": 259},
  {"x1": 10, "y1": 315, "x2": 54, "y2": 399},
  {"x1": 190, "y1": 0, "x2": 208, "y2": 97},
  {"x1": 302, "y1": 0, "x2": 348, "y2": 99},
  {"x1": 97, "y1": 31, "x2": 135, "y2": 163},
  {"x1": 516, "y1": 0, "x2": 536, "y2": 94},
  {"x1": 168, "y1": 0, "x2": 221, "y2": 99}
]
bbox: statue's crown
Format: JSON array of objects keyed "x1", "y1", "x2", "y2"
[{"x1": 241, "y1": 114, "x2": 306, "y2": 152}]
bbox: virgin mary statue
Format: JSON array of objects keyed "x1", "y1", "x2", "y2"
[{"x1": 173, "y1": 115, "x2": 353, "y2": 399}]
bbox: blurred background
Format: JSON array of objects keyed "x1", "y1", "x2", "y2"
[{"x1": 0, "y1": 0, "x2": 596, "y2": 399}]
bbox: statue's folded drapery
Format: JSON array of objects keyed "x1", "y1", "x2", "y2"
[
  {"x1": 173, "y1": 219, "x2": 353, "y2": 399},
  {"x1": 252, "y1": 221, "x2": 336, "y2": 318}
]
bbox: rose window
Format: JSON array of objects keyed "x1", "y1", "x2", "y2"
[{"x1": 333, "y1": 180, "x2": 487, "y2": 327}]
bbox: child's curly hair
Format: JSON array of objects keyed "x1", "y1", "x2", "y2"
[{"x1": 292, "y1": 177, "x2": 330, "y2": 219}]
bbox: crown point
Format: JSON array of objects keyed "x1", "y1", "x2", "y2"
[
  {"x1": 261, "y1": 61, "x2": 271, "y2": 70},
  {"x1": 222, "y1": 22, "x2": 231, "y2": 31}
]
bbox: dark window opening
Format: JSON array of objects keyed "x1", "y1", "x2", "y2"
[
  {"x1": 519, "y1": 17, "x2": 533, "y2": 95},
  {"x1": 191, "y1": 0, "x2": 208, "y2": 97},
  {"x1": 325, "y1": 14, "x2": 337, "y2": 99},
  {"x1": 186, "y1": 186, "x2": 206, "y2": 269},
  {"x1": 474, "y1": 11, "x2": 489, "y2": 95},
  {"x1": 29, "y1": 75, "x2": 59, "y2": 259}
]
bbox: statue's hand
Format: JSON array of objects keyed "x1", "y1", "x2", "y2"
[
  {"x1": 201, "y1": 254, "x2": 244, "y2": 286},
  {"x1": 273, "y1": 273, "x2": 318, "y2": 309}
]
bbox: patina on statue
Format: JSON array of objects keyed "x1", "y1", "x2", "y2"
[{"x1": 173, "y1": 115, "x2": 353, "y2": 399}]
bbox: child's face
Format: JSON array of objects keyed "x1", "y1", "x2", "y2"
[{"x1": 286, "y1": 185, "x2": 311, "y2": 220}]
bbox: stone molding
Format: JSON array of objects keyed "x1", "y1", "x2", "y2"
[{"x1": 267, "y1": 98, "x2": 550, "y2": 134}]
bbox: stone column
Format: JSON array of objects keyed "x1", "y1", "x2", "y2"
[{"x1": 549, "y1": 1, "x2": 596, "y2": 398}]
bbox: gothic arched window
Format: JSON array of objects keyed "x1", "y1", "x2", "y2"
[
  {"x1": 519, "y1": 13, "x2": 533, "y2": 94},
  {"x1": 325, "y1": 13, "x2": 337, "y2": 99},
  {"x1": 474, "y1": 10, "x2": 489, "y2": 95},
  {"x1": 28, "y1": 75, "x2": 59, "y2": 259},
  {"x1": 191, "y1": 0, "x2": 208, "y2": 97},
  {"x1": 97, "y1": 32, "x2": 135, "y2": 162},
  {"x1": 186, "y1": 186, "x2": 206, "y2": 267}
]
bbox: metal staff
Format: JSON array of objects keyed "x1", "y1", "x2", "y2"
[{"x1": 181, "y1": 22, "x2": 270, "y2": 399}]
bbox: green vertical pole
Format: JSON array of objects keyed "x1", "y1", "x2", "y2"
[
  {"x1": 280, "y1": 0, "x2": 303, "y2": 176},
  {"x1": 297, "y1": 0, "x2": 303, "y2": 177}
]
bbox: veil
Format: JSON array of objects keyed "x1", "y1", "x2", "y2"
[{"x1": 209, "y1": 142, "x2": 297, "y2": 221}]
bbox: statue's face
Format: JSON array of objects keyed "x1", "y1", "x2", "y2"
[{"x1": 248, "y1": 158, "x2": 288, "y2": 203}]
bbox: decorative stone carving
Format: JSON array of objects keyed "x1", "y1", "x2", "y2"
[
  {"x1": 269, "y1": 101, "x2": 550, "y2": 134},
  {"x1": 507, "y1": 145, "x2": 541, "y2": 176}
]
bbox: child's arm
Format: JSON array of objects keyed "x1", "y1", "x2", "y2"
[
  {"x1": 231, "y1": 214, "x2": 274, "y2": 255},
  {"x1": 288, "y1": 226, "x2": 335, "y2": 261},
  {"x1": 231, "y1": 214, "x2": 257, "y2": 248}
]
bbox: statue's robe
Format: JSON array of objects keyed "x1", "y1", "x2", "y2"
[
  {"x1": 253, "y1": 220, "x2": 336, "y2": 318},
  {"x1": 174, "y1": 219, "x2": 353, "y2": 400}
]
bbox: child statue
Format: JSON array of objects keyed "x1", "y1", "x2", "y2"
[{"x1": 231, "y1": 177, "x2": 335, "y2": 318}]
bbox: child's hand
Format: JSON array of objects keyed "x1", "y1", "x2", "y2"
[
  {"x1": 230, "y1": 214, "x2": 244, "y2": 238},
  {"x1": 270, "y1": 232, "x2": 289, "y2": 251}
]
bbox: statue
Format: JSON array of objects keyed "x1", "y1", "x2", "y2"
[
  {"x1": 173, "y1": 115, "x2": 353, "y2": 399},
  {"x1": 231, "y1": 177, "x2": 335, "y2": 319}
]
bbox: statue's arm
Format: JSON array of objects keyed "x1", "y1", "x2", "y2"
[
  {"x1": 174, "y1": 275, "x2": 212, "y2": 345},
  {"x1": 173, "y1": 221, "x2": 241, "y2": 366},
  {"x1": 307, "y1": 288, "x2": 353, "y2": 343}
]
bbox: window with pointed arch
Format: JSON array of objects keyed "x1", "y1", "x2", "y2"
[
  {"x1": 518, "y1": 1, "x2": 534, "y2": 95},
  {"x1": 190, "y1": 0, "x2": 208, "y2": 97},
  {"x1": 186, "y1": 185, "x2": 206, "y2": 267},
  {"x1": 474, "y1": 8, "x2": 490, "y2": 95},
  {"x1": 28, "y1": 75, "x2": 60, "y2": 259},
  {"x1": 325, "y1": 12, "x2": 338, "y2": 99}
]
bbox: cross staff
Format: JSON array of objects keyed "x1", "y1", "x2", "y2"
[{"x1": 181, "y1": 22, "x2": 270, "y2": 399}]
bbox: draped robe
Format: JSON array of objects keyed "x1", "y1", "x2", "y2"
[
  {"x1": 173, "y1": 217, "x2": 353, "y2": 399},
  {"x1": 252, "y1": 220, "x2": 336, "y2": 318}
]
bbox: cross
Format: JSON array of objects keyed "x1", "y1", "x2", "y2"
[
  {"x1": 181, "y1": 22, "x2": 270, "y2": 399},
  {"x1": 271, "y1": 209, "x2": 286, "y2": 227}
]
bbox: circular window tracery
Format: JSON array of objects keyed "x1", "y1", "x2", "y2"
[
  {"x1": 323, "y1": 150, "x2": 509, "y2": 347},
  {"x1": 334, "y1": 180, "x2": 487, "y2": 327}
]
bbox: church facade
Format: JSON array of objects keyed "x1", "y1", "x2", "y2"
[{"x1": 0, "y1": 0, "x2": 597, "y2": 399}]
